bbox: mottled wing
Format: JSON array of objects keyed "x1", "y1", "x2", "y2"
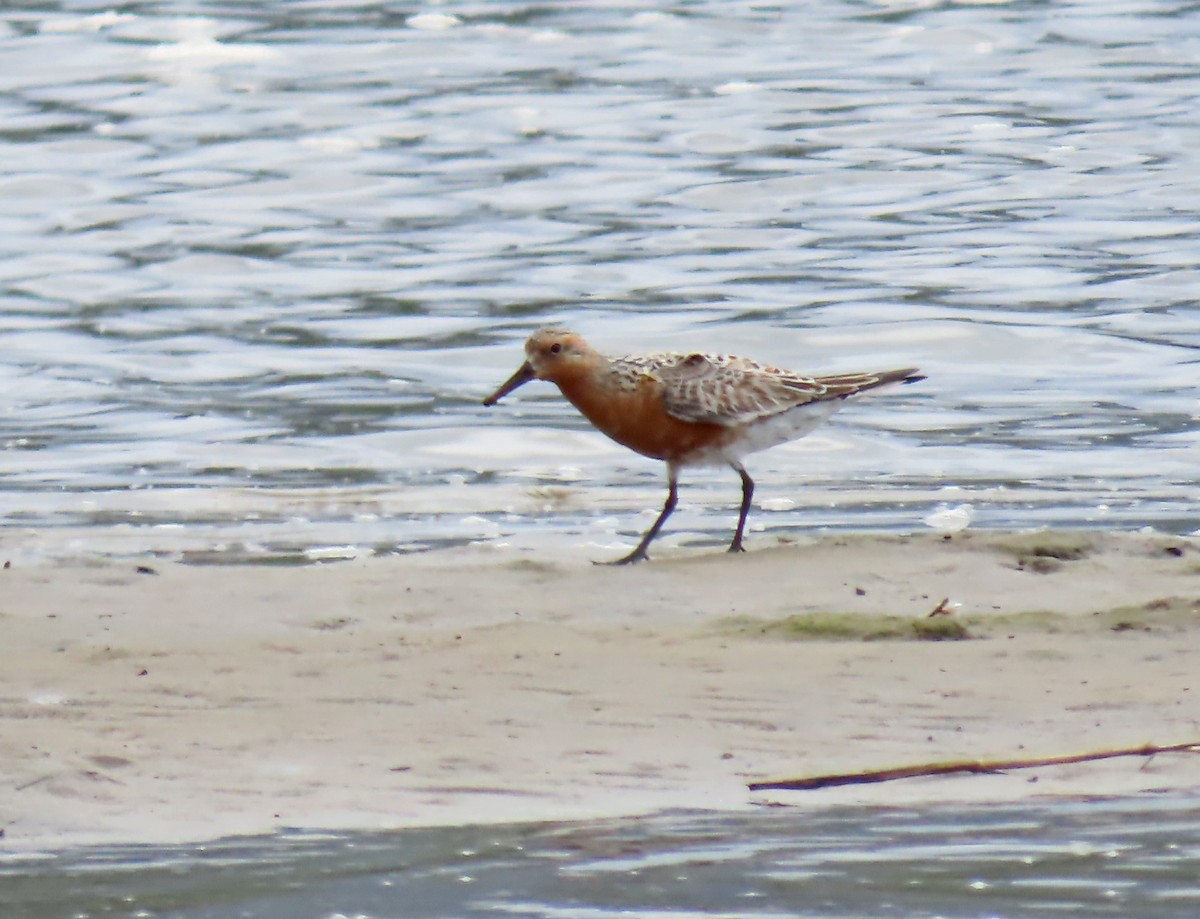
[{"x1": 641, "y1": 353, "x2": 920, "y2": 426}]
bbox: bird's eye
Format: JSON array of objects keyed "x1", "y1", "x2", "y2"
[{"x1": 549, "y1": 343, "x2": 563, "y2": 354}]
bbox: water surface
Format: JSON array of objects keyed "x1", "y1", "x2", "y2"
[
  {"x1": 4, "y1": 796, "x2": 1200, "y2": 918},
  {"x1": 1, "y1": 1, "x2": 1197, "y2": 561}
]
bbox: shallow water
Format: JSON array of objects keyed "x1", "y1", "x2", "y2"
[
  {"x1": 4, "y1": 796, "x2": 1200, "y2": 918},
  {"x1": 1, "y1": 1, "x2": 1198, "y2": 562}
]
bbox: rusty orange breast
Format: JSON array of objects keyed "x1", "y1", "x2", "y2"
[{"x1": 553, "y1": 371, "x2": 731, "y2": 463}]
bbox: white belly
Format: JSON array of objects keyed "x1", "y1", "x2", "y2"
[{"x1": 683, "y1": 401, "x2": 842, "y2": 467}]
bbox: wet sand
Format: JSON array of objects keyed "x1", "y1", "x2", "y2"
[{"x1": 2, "y1": 530, "x2": 1198, "y2": 850}]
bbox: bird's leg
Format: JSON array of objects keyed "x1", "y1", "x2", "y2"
[
  {"x1": 728, "y1": 463, "x2": 754, "y2": 554},
  {"x1": 604, "y1": 468, "x2": 679, "y2": 565}
]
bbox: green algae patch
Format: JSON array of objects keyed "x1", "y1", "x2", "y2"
[
  {"x1": 911, "y1": 617, "x2": 972, "y2": 641},
  {"x1": 1094, "y1": 596, "x2": 1200, "y2": 634},
  {"x1": 720, "y1": 612, "x2": 973, "y2": 642},
  {"x1": 720, "y1": 597, "x2": 1200, "y2": 644},
  {"x1": 994, "y1": 531, "x2": 1094, "y2": 572}
]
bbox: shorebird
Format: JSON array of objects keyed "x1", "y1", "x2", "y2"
[{"x1": 483, "y1": 329, "x2": 924, "y2": 564}]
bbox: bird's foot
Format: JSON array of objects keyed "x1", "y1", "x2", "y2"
[
  {"x1": 596, "y1": 548, "x2": 649, "y2": 566},
  {"x1": 727, "y1": 541, "x2": 746, "y2": 555}
]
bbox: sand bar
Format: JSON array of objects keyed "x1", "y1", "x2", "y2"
[{"x1": 2, "y1": 530, "x2": 1199, "y2": 850}]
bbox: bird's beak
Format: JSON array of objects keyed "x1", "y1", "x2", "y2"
[{"x1": 482, "y1": 361, "x2": 536, "y2": 406}]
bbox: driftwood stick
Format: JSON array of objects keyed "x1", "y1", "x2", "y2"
[{"x1": 748, "y1": 741, "x2": 1200, "y2": 792}]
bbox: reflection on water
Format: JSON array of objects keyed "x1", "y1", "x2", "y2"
[
  {"x1": 3, "y1": 796, "x2": 1200, "y2": 919},
  {"x1": 0, "y1": 1, "x2": 1198, "y2": 561}
]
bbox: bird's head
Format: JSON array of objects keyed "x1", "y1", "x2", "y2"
[{"x1": 482, "y1": 329, "x2": 592, "y2": 405}]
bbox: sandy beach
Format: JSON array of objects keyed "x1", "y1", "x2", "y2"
[{"x1": 2, "y1": 530, "x2": 1199, "y2": 851}]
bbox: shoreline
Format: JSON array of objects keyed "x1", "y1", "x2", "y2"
[{"x1": 2, "y1": 530, "x2": 1198, "y2": 851}]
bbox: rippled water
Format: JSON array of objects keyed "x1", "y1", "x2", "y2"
[
  {"x1": 1, "y1": 1, "x2": 1197, "y2": 561},
  {"x1": 4, "y1": 796, "x2": 1200, "y2": 918}
]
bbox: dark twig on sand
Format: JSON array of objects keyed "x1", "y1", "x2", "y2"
[
  {"x1": 748, "y1": 741, "x2": 1200, "y2": 792},
  {"x1": 927, "y1": 597, "x2": 952, "y2": 617}
]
